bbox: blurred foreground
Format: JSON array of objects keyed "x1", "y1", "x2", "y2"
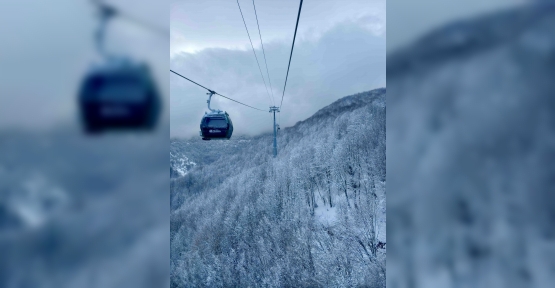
[
  {"x1": 0, "y1": 1, "x2": 169, "y2": 287},
  {"x1": 0, "y1": 128, "x2": 169, "y2": 287},
  {"x1": 388, "y1": 1, "x2": 555, "y2": 287}
]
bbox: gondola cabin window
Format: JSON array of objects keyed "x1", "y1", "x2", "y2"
[
  {"x1": 96, "y1": 77, "x2": 148, "y2": 103},
  {"x1": 206, "y1": 118, "x2": 227, "y2": 128}
]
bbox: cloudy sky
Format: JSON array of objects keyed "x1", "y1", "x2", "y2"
[
  {"x1": 170, "y1": 0, "x2": 386, "y2": 138},
  {"x1": 0, "y1": 0, "x2": 529, "y2": 134}
]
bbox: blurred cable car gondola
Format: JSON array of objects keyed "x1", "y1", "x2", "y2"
[
  {"x1": 199, "y1": 91, "x2": 233, "y2": 140},
  {"x1": 79, "y1": 60, "x2": 160, "y2": 133},
  {"x1": 79, "y1": 0, "x2": 161, "y2": 134}
]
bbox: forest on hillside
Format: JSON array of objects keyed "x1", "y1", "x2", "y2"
[{"x1": 170, "y1": 89, "x2": 386, "y2": 287}]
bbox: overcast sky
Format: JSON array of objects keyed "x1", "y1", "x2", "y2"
[
  {"x1": 0, "y1": 0, "x2": 529, "y2": 133},
  {"x1": 170, "y1": 0, "x2": 386, "y2": 138}
]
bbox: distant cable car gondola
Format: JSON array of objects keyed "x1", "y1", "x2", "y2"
[
  {"x1": 79, "y1": 0, "x2": 161, "y2": 134},
  {"x1": 200, "y1": 91, "x2": 234, "y2": 140}
]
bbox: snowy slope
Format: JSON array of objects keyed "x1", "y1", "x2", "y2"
[
  {"x1": 169, "y1": 136, "x2": 253, "y2": 178},
  {"x1": 170, "y1": 150, "x2": 196, "y2": 177},
  {"x1": 171, "y1": 88, "x2": 386, "y2": 287},
  {"x1": 387, "y1": 3, "x2": 555, "y2": 288}
]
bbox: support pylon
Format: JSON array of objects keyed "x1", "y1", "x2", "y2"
[{"x1": 269, "y1": 106, "x2": 280, "y2": 157}]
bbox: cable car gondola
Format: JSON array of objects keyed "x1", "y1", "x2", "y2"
[
  {"x1": 199, "y1": 91, "x2": 234, "y2": 140},
  {"x1": 79, "y1": 0, "x2": 161, "y2": 134}
]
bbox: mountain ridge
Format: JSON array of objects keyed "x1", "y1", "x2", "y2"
[
  {"x1": 170, "y1": 87, "x2": 386, "y2": 177},
  {"x1": 387, "y1": 3, "x2": 555, "y2": 79}
]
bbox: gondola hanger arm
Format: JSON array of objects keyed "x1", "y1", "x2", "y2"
[{"x1": 206, "y1": 90, "x2": 221, "y2": 113}]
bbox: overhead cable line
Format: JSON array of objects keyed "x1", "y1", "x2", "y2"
[
  {"x1": 252, "y1": 0, "x2": 275, "y2": 103},
  {"x1": 279, "y1": 0, "x2": 303, "y2": 109},
  {"x1": 170, "y1": 69, "x2": 266, "y2": 111},
  {"x1": 235, "y1": 0, "x2": 274, "y2": 106}
]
